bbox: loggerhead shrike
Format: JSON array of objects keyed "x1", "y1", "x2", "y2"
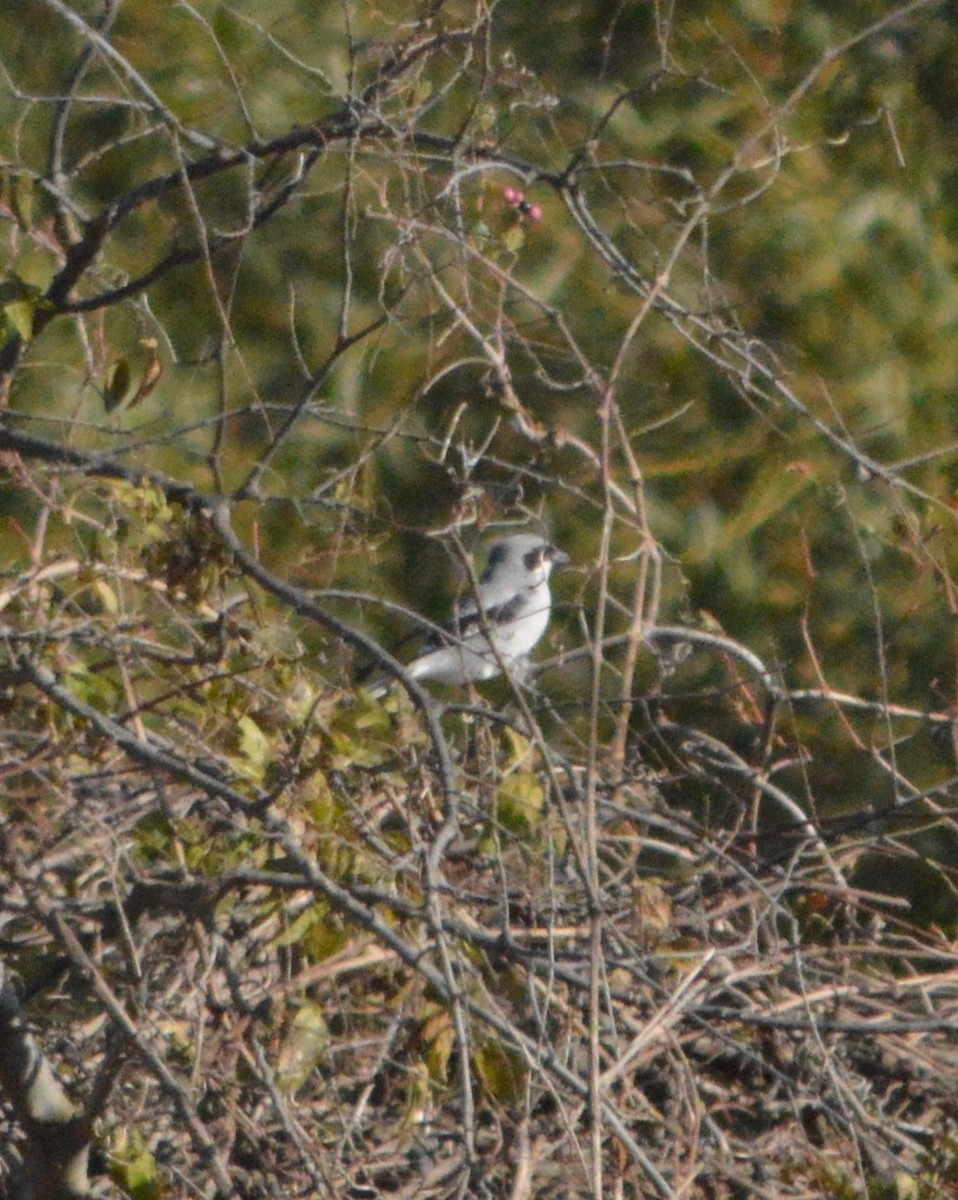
[{"x1": 369, "y1": 534, "x2": 569, "y2": 696}]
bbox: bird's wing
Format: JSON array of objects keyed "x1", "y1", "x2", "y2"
[{"x1": 438, "y1": 588, "x2": 527, "y2": 644}]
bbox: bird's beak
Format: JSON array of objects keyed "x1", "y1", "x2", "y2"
[{"x1": 550, "y1": 547, "x2": 570, "y2": 567}]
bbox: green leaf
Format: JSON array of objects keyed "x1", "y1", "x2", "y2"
[
  {"x1": 3, "y1": 299, "x2": 34, "y2": 341},
  {"x1": 502, "y1": 223, "x2": 526, "y2": 252},
  {"x1": 496, "y1": 768, "x2": 545, "y2": 836},
  {"x1": 473, "y1": 1039, "x2": 525, "y2": 1103},
  {"x1": 230, "y1": 715, "x2": 272, "y2": 781},
  {"x1": 276, "y1": 1004, "x2": 329, "y2": 1095},
  {"x1": 107, "y1": 1129, "x2": 161, "y2": 1200},
  {"x1": 91, "y1": 578, "x2": 119, "y2": 615},
  {"x1": 272, "y1": 903, "x2": 349, "y2": 962},
  {"x1": 122, "y1": 1149, "x2": 162, "y2": 1200},
  {"x1": 421, "y1": 1006, "x2": 454, "y2": 1085},
  {"x1": 104, "y1": 357, "x2": 133, "y2": 412},
  {"x1": 11, "y1": 173, "x2": 33, "y2": 230},
  {"x1": 492, "y1": 726, "x2": 545, "y2": 835},
  {"x1": 63, "y1": 663, "x2": 121, "y2": 711}
]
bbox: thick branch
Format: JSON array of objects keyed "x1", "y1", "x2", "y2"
[{"x1": 0, "y1": 962, "x2": 90, "y2": 1200}]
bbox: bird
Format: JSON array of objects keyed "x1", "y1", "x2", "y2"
[{"x1": 368, "y1": 534, "x2": 569, "y2": 696}]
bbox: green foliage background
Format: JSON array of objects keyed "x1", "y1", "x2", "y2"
[
  {"x1": 5, "y1": 2, "x2": 956, "y2": 805},
  {"x1": 2, "y1": 1, "x2": 958, "y2": 1195}
]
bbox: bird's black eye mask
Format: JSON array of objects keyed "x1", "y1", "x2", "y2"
[{"x1": 523, "y1": 545, "x2": 548, "y2": 571}]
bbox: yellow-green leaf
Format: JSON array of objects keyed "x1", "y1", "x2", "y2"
[
  {"x1": 91, "y1": 578, "x2": 119, "y2": 615},
  {"x1": 276, "y1": 1004, "x2": 329, "y2": 1095},
  {"x1": 473, "y1": 1039, "x2": 525, "y2": 1103},
  {"x1": 3, "y1": 298, "x2": 34, "y2": 341},
  {"x1": 496, "y1": 768, "x2": 545, "y2": 836},
  {"x1": 107, "y1": 1129, "x2": 161, "y2": 1200},
  {"x1": 502, "y1": 223, "x2": 526, "y2": 253},
  {"x1": 230, "y1": 715, "x2": 272, "y2": 781}
]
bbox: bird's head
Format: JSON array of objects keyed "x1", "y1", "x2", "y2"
[{"x1": 484, "y1": 534, "x2": 570, "y2": 584}]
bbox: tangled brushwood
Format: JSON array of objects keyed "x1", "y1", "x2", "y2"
[{"x1": 1, "y1": 2, "x2": 957, "y2": 1198}]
